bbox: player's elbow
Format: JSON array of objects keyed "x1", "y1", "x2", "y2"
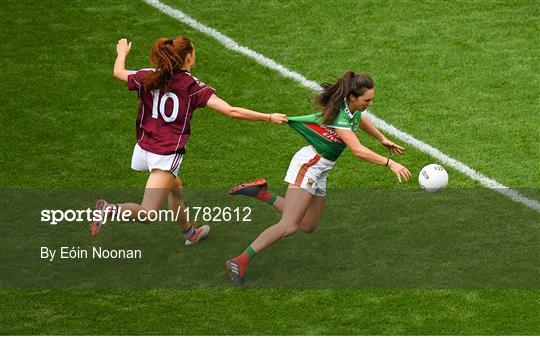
[
  {"x1": 227, "y1": 108, "x2": 244, "y2": 119},
  {"x1": 352, "y1": 149, "x2": 368, "y2": 159},
  {"x1": 113, "y1": 69, "x2": 127, "y2": 81}
]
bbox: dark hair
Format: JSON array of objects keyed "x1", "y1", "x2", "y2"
[
  {"x1": 315, "y1": 71, "x2": 374, "y2": 125},
  {"x1": 144, "y1": 36, "x2": 194, "y2": 92}
]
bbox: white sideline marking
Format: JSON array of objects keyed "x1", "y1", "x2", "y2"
[
  {"x1": 142, "y1": 0, "x2": 540, "y2": 213},
  {"x1": 366, "y1": 112, "x2": 540, "y2": 212}
]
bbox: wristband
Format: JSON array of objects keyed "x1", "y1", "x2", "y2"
[
  {"x1": 385, "y1": 158, "x2": 390, "y2": 166},
  {"x1": 268, "y1": 114, "x2": 272, "y2": 122}
]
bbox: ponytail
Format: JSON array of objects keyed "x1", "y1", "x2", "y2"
[
  {"x1": 144, "y1": 36, "x2": 194, "y2": 92},
  {"x1": 315, "y1": 71, "x2": 374, "y2": 125}
]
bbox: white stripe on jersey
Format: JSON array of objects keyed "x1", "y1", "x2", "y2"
[
  {"x1": 189, "y1": 86, "x2": 214, "y2": 97},
  {"x1": 174, "y1": 97, "x2": 192, "y2": 153},
  {"x1": 137, "y1": 85, "x2": 145, "y2": 142}
]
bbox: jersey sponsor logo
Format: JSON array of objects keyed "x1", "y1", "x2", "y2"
[{"x1": 305, "y1": 123, "x2": 343, "y2": 143}]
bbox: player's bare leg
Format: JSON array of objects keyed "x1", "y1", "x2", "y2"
[
  {"x1": 249, "y1": 186, "x2": 313, "y2": 249},
  {"x1": 297, "y1": 196, "x2": 325, "y2": 233},
  {"x1": 115, "y1": 169, "x2": 174, "y2": 222},
  {"x1": 268, "y1": 195, "x2": 325, "y2": 233},
  {"x1": 168, "y1": 176, "x2": 209, "y2": 245},
  {"x1": 229, "y1": 179, "x2": 282, "y2": 213},
  {"x1": 168, "y1": 177, "x2": 189, "y2": 231},
  {"x1": 270, "y1": 196, "x2": 285, "y2": 213},
  {"x1": 90, "y1": 170, "x2": 210, "y2": 244},
  {"x1": 90, "y1": 169, "x2": 173, "y2": 235},
  {"x1": 227, "y1": 185, "x2": 313, "y2": 285},
  {"x1": 229, "y1": 179, "x2": 324, "y2": 233}
]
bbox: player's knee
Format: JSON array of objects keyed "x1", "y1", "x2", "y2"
[
  {"x1": 170, "y1": 188, "x2": 182, "y2": 199},
  {"x1": 174, "y1": 177, "x2": 183, "y2": 190},
  {"x1": 299, "y1": 223, "x2": 318, "y2": 233}
]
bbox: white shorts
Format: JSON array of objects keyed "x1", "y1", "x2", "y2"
[
  {"x1": 284, "y1": 146, "x2": 335, "y2": 197},
  {"x1": 131, "y1": 143, "x2": 183, "y2": 176}
]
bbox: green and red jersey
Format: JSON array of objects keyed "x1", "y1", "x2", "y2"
[{"x1": 288, "y1": 103, "x2": 363, "y2": 161}]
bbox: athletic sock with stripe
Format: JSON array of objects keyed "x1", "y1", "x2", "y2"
[
  {"x1": 182, "y1": 226, "x2": 197, "y2": 242},
  {"x1": 257, "y1": 189, "x2": 277, "y2": 205},
  {"x1": 236, "y1": 245, "x2": 257, "y2": 266}
]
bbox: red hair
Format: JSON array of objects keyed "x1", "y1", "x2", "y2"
[{"x1": 144, "y1": 36, "x2": 194, "y2": 92}]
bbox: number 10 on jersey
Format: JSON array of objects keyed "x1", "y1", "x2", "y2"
[{"x1": 151, "y1": 89, "x2": 179, "y2": 122}]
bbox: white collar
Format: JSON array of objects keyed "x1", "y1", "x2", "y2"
[{"x1": 343, "y1": 97, "x2": 354, "y2": 118}]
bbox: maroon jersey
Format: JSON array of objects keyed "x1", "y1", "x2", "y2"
[{"x1": 127, "y1": 69, "x2": 215, "y2": 155}]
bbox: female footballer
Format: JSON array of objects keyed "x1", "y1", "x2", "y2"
[
  {"x1": 227, "y1": 71, "x2": 411, "y2": 284},
  {"x1": 90, "y1": 36, "x2": 287, "y2": 246}
]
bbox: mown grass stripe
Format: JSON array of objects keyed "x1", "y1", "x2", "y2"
[{"x1": 142, "y1": 0, "x2": 540, "y2": 213}]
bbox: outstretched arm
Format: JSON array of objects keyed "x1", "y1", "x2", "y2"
[
  {"x1": 113, "y1": 38, "x2": 132, "y2": 82},
  {"x1": 206, "y1": 94, "x2": 287, "y2": 124},
  {"x1": 335, "y1": 128, "x2": 412, "y2": 182},
  {"x1": 360, "y1": 115, "x2": 406, "y2": 155}
]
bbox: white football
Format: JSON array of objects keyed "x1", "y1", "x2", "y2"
[{"x1": 419, "y1": 164, "x2": 448, "y2": 193}]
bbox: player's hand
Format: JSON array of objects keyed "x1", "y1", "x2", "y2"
[
  {"x1": 117, "y1": 38, "x2": 132, "y2": 56},
  {"x1": 381, "y1": 138, "x2": 406, "y2": 155},
  {"x1": 388, "y1": 160, "x2": 412, "y2": 183},
  {"x1": 269, "y1": 113, "x2": 288, "y2": 124}
]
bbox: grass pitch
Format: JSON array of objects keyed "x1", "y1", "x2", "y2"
[{"x1": 1, "y1": 0, "x2": 538, "y2": 334}]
